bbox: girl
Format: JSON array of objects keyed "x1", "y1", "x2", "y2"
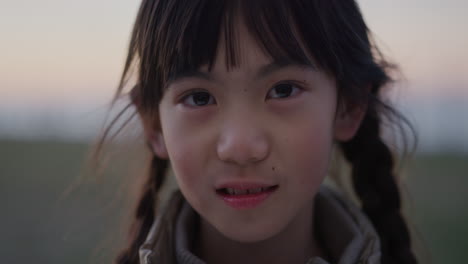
[{"x1": 100, "y1": 0, "x2": 418, "y2": 263}]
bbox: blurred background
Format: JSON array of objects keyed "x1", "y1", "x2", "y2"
[{"x1": 1, "y1": 0, "x2": 466, "y2": 263}]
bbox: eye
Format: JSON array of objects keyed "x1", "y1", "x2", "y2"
[
  {"x1": 267, "y1": 82, "x2": 301, "y2": 99},
  {"x1": 182, "y1": 91, "x2": 216, "y2": 107}
]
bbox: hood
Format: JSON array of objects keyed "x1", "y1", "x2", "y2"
[{"x1": 139, "y1": 185, "x2": 381, "y2": 264}]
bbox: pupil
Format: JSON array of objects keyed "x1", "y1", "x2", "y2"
[
  {"x1": 193, "y1": 92, "x2": 210, "y2": 106},
  {"x1": 275, "y1": 83, "x2": 292, "y2": 98}
]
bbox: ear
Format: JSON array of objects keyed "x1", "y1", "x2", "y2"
[
  {"x1": 333, "y1": 101, "x2": 367, "y2": 142},
  {"x1": 148, "y1": 129, "x2": 169, "y2": 159},
  {"x1": 131, "y1": 86, "x2": 169, "y2": 159}
]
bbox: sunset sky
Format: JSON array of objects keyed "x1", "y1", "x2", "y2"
[{"x1": 1, "y1": 0, "x2": 467, "y2": 150}]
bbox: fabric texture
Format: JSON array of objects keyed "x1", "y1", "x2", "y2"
[{"x1": 139, "y1": 185, "x2": 381, "y2": 264}]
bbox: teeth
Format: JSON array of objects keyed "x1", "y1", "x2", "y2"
[
  {"x1": 234, "y1": 189, "x2": 248, "y2": 195},
  {"x1": 248, "y1": 188, "x2": 263, "y2": 194},
  {"x1": 224, "y1": 187, "x2": 270, "y2": 195}
]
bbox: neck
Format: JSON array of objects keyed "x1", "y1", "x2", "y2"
[{"x1": 194, "y1": 201, "x2": 326, "y2": 264}]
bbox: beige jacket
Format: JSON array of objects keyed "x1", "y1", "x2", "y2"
[{"x1": 139, "y1": 185, "x2": 381, "y2": 264}]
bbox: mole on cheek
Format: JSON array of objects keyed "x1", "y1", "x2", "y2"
[{"x1": 272, "y1": 166, "x2": 276, "y2": 171}]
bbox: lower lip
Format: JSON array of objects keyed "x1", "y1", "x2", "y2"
[{"x1": 217, "y1": 186, "x2": 278, "y2": 210}]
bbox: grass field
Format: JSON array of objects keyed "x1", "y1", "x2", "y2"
[{"x1": 0, "y1": 139, "x2": 466, "y2": 264}]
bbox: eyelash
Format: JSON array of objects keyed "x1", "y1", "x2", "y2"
[
  {"x1": 180, "y1": 89, "x2": 217, "y2": 107},
  {"x1": 267, "y1": 81, "x2": 302, "y2": 99},
  {"x1": 180, "y1": 81, "x2": 303, "y2": 107}
]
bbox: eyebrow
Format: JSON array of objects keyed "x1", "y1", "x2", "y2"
[
  {"x1": 165, "y1": 70, "x2": 213, "y2": 89},
  {"x1": 166, "y1": 60, "x2": 316, "y2": 87},
  {"x1": 257, "y1": 60, "x2": 316, "y2": 79}
]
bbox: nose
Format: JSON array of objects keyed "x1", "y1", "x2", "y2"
[{"x1": 216, "y1": 115, "x2": 270, "y2": 166}]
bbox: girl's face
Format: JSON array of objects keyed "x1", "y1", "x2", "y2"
[{"x1": 152, "y1": 22, "x2": 361, "y2": 243}]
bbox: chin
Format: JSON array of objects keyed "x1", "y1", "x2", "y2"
[{"x1": 216, "y1": 219, "x2": 284, "y2": 243}]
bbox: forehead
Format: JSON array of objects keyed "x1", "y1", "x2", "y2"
[
  {"x1": 136, "y1": 0, "x2": 355, "y2": 111},
  {"x1": 167, "y1": 19, "x2": 316, "y2": 86},
  {"x1": 205, "y1": 19, "x2": 276, "y2": 73},
  {"x1": 159, "y1": 1, "x2": 319, "y2": 88},
  {"x1": 194, "y1": 15, "x2": 317, "y2": 77}
]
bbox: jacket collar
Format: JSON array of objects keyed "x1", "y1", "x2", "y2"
[{"x1": 140, "y1": 185, "x2": 381, "y2": 264}]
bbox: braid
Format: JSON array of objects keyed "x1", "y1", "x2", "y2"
[
  {"x1": 116, "y1": 154, "x2": 168, "y2": 264},
  {"x1": 340, "y1": 103, "x2": 417, "y2": 264}
]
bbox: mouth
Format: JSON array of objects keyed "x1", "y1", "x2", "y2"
[
  {"x1": 216, "y1": 185, "x2": 278, "y2": 196},
  {"x1": 215, "y1": 185, "x2": 279, "y2": 209}
]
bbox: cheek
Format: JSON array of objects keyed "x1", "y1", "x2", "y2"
[
  {"x1": 161, "y1": 108, "x2": 200, "y2": 166},
  {"x1": 298, "y1": 136, "x2": 332, "y2": 186},
  {"x1": 278, "y1": 113, "x2": 335, "y2": 187},
  {"x1": 165, "y1": 134, "x2": 202, "y2": 188},
  {"x1": 165, "y1": 135, "x2": 208, "y2": 209},
  {"x1": 160, "y1": 110, "x2": 214, "y2": 204}
]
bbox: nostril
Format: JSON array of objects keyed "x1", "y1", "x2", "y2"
[{"x1": 216, "y1": 135, "x2": 270, "y2": 165}]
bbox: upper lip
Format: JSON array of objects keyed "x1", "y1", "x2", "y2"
[{"x1": 215, "y1": 181, "x2": 278, "y2": 190}]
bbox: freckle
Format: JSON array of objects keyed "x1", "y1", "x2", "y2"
[{"x1": 272, "y1": 166, "x2": 276, "y2": 171}]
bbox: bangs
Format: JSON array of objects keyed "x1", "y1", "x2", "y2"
[
  {"x1": 135, "y1": 0, "x2": 371, "y2": 109},
  {"x1": 154, "y1": 0, "x2": 315, "y2": 79}
]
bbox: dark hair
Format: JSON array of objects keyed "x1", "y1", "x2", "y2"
[{"x1": 99, "y1": 0, "x2": 418, "y2": 263}]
